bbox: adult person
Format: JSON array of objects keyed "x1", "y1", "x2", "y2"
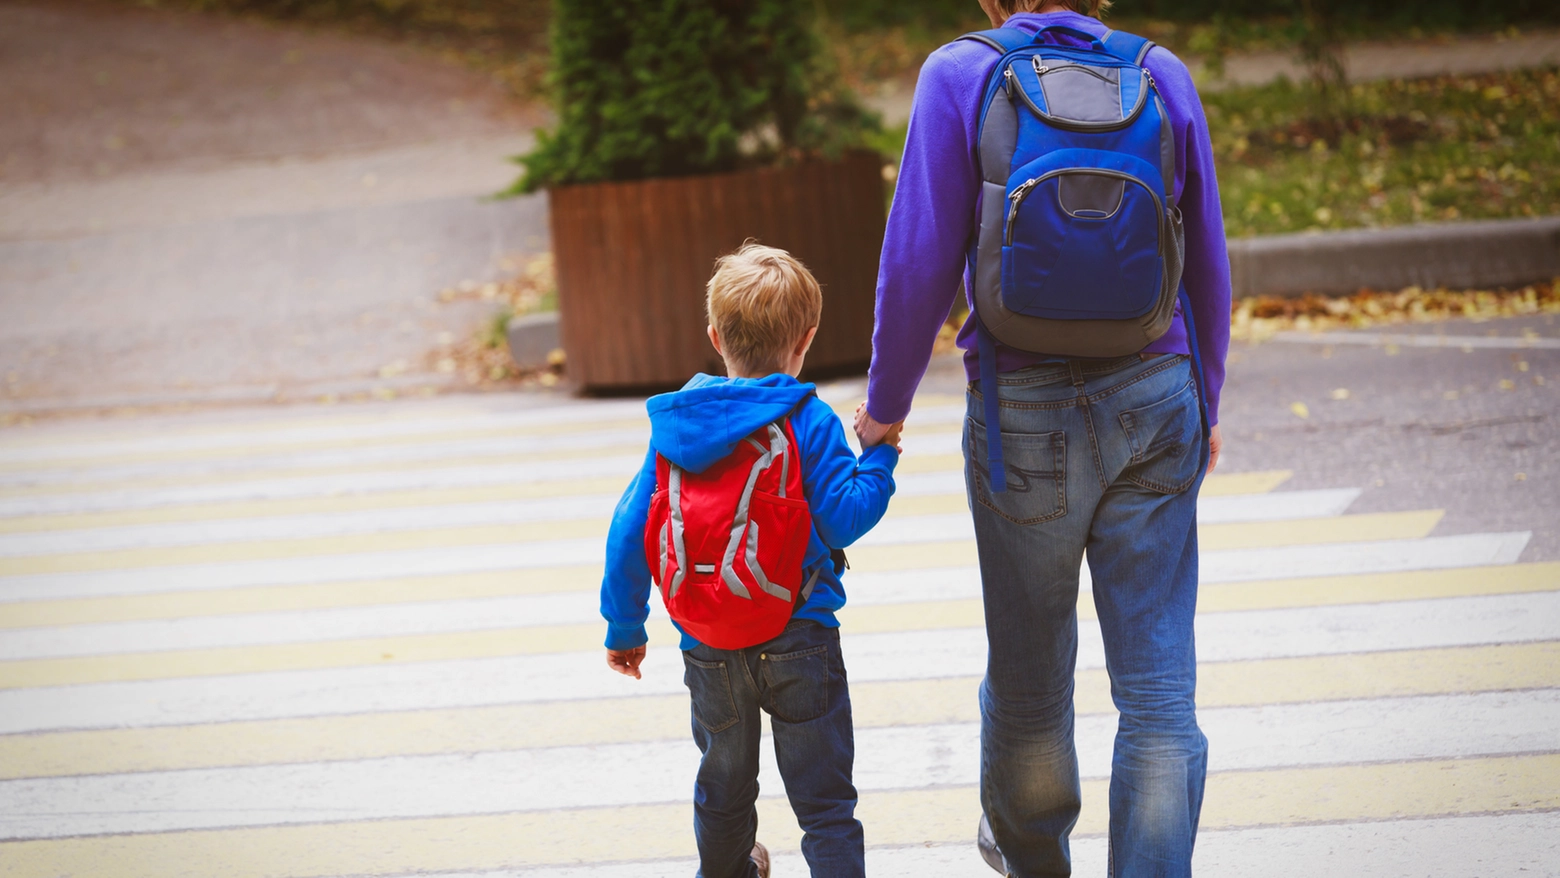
[{"x1": 853, "y1": 1, "x2": 1231, "y2": 875}]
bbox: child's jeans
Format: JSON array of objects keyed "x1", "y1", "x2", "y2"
[{"x1": 682, "y1": 618, "x2": 864, "y2": 878}]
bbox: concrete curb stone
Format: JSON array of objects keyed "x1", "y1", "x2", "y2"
[
  {"x1": 1229, "y1": 216, "x2": 1560, "y2": 298},
  {"x1": 506, "y1": 312, "x2": 563, "y2": 370}
]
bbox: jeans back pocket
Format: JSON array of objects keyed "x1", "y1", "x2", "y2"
[
  {"x1": 968, "y1": 420, "x2": 1067, "y2": 526},
  {"x1": 1118, "y1": 379, "x2": 1202, "y2": 494},
  {"x1": 683, "y1": 653, "x2": 740, "y2": 733},
  {"x1": 759, "y1": 644, "x2": 830, "y2": 724}
]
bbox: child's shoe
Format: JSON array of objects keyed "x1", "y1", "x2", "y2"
[{"x1": 750, "y1": 841, "x2": 771, "y2": 877}]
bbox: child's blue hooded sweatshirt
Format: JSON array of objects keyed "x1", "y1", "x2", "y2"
[{"x1": 601, "y1": 373, "x2": 899, "y2": 651}]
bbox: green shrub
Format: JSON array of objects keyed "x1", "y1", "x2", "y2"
[
  {"x1": 511, "y1": 0, "x2": 877, "y2": 192},
  {"x1": 836, "y1": 0, "x2": 1560, "y2": 30}
]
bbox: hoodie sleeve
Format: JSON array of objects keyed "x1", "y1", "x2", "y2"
[
  {"x1": 600, "y1": 446, "x2": 657, "y2": 650},
  {"x1": 796, "y1": 398, "x2": 899, "y2": 549}
]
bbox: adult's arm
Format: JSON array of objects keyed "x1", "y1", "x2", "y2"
[
  {"x1": 1150, "y1": 48, "x2": 1232, "y2": 426},
  {"x1": 863, "y1": 44, "x2": 984, "y2": 426}
]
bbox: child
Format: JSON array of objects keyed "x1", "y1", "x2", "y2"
[{"x1": 600, "y1": 243, "x2": 902, "y2": 878}]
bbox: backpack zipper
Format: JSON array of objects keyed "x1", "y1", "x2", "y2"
[
  {"x1": 1006, "y1": 178, "x2": 1042, "y2": 236},
  {"x1": 1005, "y1": 168, "x2": 1164, "y2": 247},
  {"x1": 1035, "y1": 58, "x2": 1123, "y2": 83},
  {"x1": 1008, "y1": 63, "x2": 1150, "y2": 132}
]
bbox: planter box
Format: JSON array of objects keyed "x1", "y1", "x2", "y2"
[{"x1": 548, "y1": 152, "x2": 886, "y2": 391}]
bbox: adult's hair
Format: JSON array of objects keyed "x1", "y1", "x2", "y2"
[{"x1": 989, "y1": 0, "x2": 1112, "y2": 17}]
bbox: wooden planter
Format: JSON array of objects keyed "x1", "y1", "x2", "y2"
[{"x1": 548, "y1": 151, "x2": 886, "y2": 392}]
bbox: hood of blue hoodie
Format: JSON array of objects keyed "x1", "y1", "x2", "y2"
[{"x1": 646, "y1": 373, "x2": 817, "y2": 473}]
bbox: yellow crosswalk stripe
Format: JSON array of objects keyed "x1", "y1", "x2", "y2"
[
  {"x1": 3, "y1": 564, "x2": 1554, "y2": 689},
  {"x1": 3, "y1": 562, "x2": 1554, "y2": 634},
  {"x1": 3, "y1": 642, "x2": 1552, "y2": 780},
  {"x1": 0, "y1": 507, "x2": 1435, "y2": 576},
  {"x1": 3, "y1": 754, "x2": 1554, "y2": 877},
  {"x1": 0, "y1": 566, "x2": 601, "y2": 629}
]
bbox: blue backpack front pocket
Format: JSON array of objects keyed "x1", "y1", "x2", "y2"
[{"x1": 1000, "y1": 155, "x2": 1164, "y2": 321}]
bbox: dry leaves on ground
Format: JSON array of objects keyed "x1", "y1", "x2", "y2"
[
  {"x1": 1232, "y1": 281, "x2": 1559, "y2": 342},
  {"x1": 433, "y1": 253, "x2": 563, "y2": 388}
]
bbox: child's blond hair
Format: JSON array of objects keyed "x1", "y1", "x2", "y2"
[{"x1": 706, "y1": 243, "x2": 823, "y2": 376}]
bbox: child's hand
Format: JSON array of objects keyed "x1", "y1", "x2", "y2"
[
  {"x1": 881, "y1": 420, "x2": 905, "y2": 453},
  {"x1": 607, "y1": 646, "x2": 647, "y2": 679}
]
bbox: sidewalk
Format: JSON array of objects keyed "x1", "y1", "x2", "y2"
[{"x1": 0, "y1": 0, "x2": 549, "y2": 414}]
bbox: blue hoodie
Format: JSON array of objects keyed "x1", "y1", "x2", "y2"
[{"x1": 601, "y1": 373, "x2": 900, "y2": 651}]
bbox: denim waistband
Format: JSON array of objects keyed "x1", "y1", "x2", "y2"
[{"x1": 969, "y1": 353, "x2": 1176, "y2": 389}]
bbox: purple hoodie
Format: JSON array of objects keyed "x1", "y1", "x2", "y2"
[{"x1": 866, "y1": 11, "x2": 1231, "y2": 426}]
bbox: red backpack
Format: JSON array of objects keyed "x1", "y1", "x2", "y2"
[{"x1": 644, "y1": 417, "x2": 817, "y2": 650}]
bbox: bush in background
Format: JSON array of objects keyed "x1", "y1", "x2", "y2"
[
  {"x1": 510, "y1": 0, "x2": 877, "y2": 192},
  {"x1": 831, "y1": 0, "x2": 1560, "y2": 30}
]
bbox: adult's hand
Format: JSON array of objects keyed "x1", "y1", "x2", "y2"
[
  {"x1": 854, "y1": 403, "x2": 893, "y2": 448},
  {"x1": 1207, "y1": 424, "x2": 1223, "y2": 474}
]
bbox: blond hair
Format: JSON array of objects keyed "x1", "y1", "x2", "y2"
[
  {"x1": 705, "y1": 243, "x2": 823, "y2": 376},
  {"x1": 991, "y1": 0, "x2": 1111, "y2": 18}
]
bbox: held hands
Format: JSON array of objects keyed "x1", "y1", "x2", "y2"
[
  {"x1": 853, "y1": 403, "x2": 905, "y2": 453},
  {"x1": 606, "y1": 646, "x2": 647, "y2": 680}
]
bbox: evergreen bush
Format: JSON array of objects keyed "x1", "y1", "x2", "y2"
[
  {"x1": 511, "y1": 0, "x2": 876, "y2": 192},
  {"x1": 830, "y1": 0, "x2": 1560, "y2": 31}
]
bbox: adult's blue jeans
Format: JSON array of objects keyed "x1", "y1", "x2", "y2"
[
  {"x1": 966, "y1": 354, "x2": 1209, "y2": 878},
  {"x1": 682, "y1": 619, "x2": 864, "y2": 878}
]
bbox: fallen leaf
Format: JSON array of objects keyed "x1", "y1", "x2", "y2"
[
  {"x1": 1499, "y1": 379, "x2": 1516, "y2": 391},
  {"x1": 1330, "y1": 388, "x2": 1351, "y2": 400},
  {"x1": 1290, "y1": 401, "x2": 1310, "y2": 419}
]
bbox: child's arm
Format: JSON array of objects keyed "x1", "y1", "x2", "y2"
[
  {"x1": 601, "y1": 447, "x2": 658, "y2": 676},
  {"x1": 796, "y1": 399, "x2": 899, "y2": 549}
]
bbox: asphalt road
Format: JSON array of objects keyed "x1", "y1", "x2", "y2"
[{"x1": 919, "y1": 312, "x2": 1560, "y2": 563}]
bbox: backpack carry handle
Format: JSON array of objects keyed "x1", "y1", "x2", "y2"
[{"x1": 1031, "y1": 23, "x2": 1107, "y2": 51}]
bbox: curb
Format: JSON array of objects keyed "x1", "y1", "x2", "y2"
[
  {"x1": 1229, "y1": 216, "x2": 1560, "y2": 298},
  {"x1": 506, "y1": 311, "x2": 563, "y2": 370}
]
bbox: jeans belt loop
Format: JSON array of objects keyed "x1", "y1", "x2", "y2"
[{"x1": 1067, "y1": 360, "x2": 1086, "y2": 389}]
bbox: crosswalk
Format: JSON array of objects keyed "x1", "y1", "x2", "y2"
[{"x1": 0, "y1": 388, "x2": 1556, "y2": 877}]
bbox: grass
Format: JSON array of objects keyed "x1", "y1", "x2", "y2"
[{"x1": 1209, "y1": 67, "x2": 1560, "y2": 237}]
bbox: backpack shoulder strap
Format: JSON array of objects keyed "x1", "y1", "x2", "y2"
[
  {"x1": 1099, "y1": 28, "x2": 1157, "y2": 66},
  {"x1": 957, "y1": 27, "x2": 1034, "y2": 55}
]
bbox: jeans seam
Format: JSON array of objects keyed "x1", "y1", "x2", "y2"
[
  {"x1": 1079, "y1": 390, "x2": 1107, "y2": 493},
  {"x1": 976, "y1": 356, "x2": 1188, "y2": 411},
  {"x1": 1081, "y1": 355, "x2": 1188, "y2": 407}
]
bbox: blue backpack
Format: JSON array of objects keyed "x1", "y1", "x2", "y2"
[{"x1": 961, "y1": 24, "x2": 1205, "y2": 491}]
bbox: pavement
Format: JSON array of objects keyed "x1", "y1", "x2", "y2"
[
  {"x1": 0, "y1": 371, "x2": 1555, "y2": 876},
  {"x1": 0, "y1": 0, "x2": 549, "y2": 413}
]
